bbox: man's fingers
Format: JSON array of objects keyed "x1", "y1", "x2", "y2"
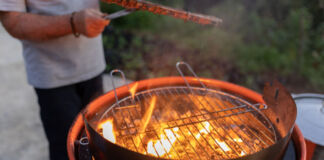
[
  {"x1": 87, "y1": 26, "x2": 105, "y2": 38},
  {"x1": 88, "y1": 9, "x2": 106, "y2": 18},
  {"x1": 102, "y1": 13, "x2": 108, "y2": 18},
  {"x1": 86, "y1": 19, "x2": 109, "y2": 37},
  {"x1": 85, "y1": 8, "x2": 109, "y2": 23},
  {"x1": 76, "y1": 8, "x2": 110, "y2": 38},
  {"x1": 102, "y1": 19, "x2": 110, "y2": 26},
  {"x1": 93, "y1": 18, "x2": 110, "y2": 27}
]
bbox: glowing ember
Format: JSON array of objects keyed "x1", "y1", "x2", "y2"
[
  {"x1": 216, "y1": 139, "x2": 231, "y2": 152},
  {"x1": 98, "y1": 118, "x2": 116, "y2": 143},
  {"x1": 201, "y1": 121, "x2": 211, "y2": 134},
  {"x1": 195, "y1": 121, "x2": 211, "y2": 139},
  {"x1": 234, "y1": 138, "x2": 243, "y2": 143},
  {"x1": 147, "y1": 129, "x2": 177, "y2": 157}
]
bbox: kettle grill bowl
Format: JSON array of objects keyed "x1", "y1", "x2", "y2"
[{"x1": 68, "y1": 77, "x2": 298, "y2": 160}]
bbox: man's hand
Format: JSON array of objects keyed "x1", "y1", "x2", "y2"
[
  {"x1": 74, "y1": 9, "x2": 110, "y2": 38},
  {"x1": 0, "y1": 8, "x2": 110, "y2": 41}
]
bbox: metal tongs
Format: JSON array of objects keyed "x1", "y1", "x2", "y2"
[{"x1": 104, "y1": 9, "x2": 136, "y2": 20}]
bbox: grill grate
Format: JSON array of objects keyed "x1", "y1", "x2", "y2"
[{"x1": 98, "y1": 86, "x2": 277, "y2": 159}]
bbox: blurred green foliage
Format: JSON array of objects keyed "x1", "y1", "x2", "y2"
[{"x1": 100, "y1": 0, "x2": 324, "y2": 93}]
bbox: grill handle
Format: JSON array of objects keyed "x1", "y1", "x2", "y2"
[
  {"x1": 107, "y1": 69, "x2": 137, "y2": 121},
  {"x1": 110, "y1": 69, "x2": 130, "y2": 108},
  {"x1": 176, "y1": 61, "x2": 208, "y2": 93}
]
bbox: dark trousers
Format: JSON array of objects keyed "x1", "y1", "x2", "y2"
[{"x1": 35, "y1": 75, "x2": 103, "y2": 160}]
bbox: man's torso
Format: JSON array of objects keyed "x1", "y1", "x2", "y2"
[{"x1": 1, "y1": 0, "x2": 106, "y2": 89}]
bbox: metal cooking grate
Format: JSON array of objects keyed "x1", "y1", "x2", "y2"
[{"x1": 98, "y1": 86, "x2": 277, "y2": 159}]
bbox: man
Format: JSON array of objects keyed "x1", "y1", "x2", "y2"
[{"x1": 0, "y1": 0, "x2": 109, "y2": 159}]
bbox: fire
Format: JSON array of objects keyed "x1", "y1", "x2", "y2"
[
  {"x1": 147, "y1": 127, "x2": 179, "y2": 156},
  {"x1": 129, "y1": 83, "x2": 138, "y2": 99},
  {"x1": 195, "y1": 121, "x2": 211, "y2": 139},
  {"x1": 234, "y1": 138, "x2": 243, "y2": 143},
  {"x1": 97, "y1": 94, "x2": 273, "y2": 159},
  {"x1": 139, "y1": 96, "x2": 157, "y2": 133},
  {"x1": 98, "y1": 118, "x2": 116, "y2": 143},
  {"x1": 215, "y1": 139, "x2": 231, "y2": 152},
  {"x1": 99, "y1": 116, "x2": 253, "y2": 159},
  {"x1": 201, "y1": 121, "x2": 211, "y2": 134},
  {"x1": 240, "y1": 151, "x2": 246, "y2": 156},
  {"x1": 147, "y1": 129, "x2": 177, "y2": 157}
]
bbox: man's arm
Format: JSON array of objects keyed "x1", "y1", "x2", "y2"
[{"x1": 0, "y1": 9, "x2": 109, "y2": 41}]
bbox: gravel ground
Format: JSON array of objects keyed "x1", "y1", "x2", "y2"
[{"x1": 0, "y1": 24, "x2": 48, "y2": 160}]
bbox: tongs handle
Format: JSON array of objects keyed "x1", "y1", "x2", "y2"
[{"x1": 104, "y1": 9, "x2": 136, "y2": 20}]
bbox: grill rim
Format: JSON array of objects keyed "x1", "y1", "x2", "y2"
[{"x1": 84, "y1": 77, "x2": 265, "y2": 122}]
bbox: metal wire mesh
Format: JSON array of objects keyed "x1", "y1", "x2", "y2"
[{"x1": 98, "y1": 86, "x2": 277, "y2": 159}]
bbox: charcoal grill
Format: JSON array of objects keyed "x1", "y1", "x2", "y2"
[{"x1": 67, "y1": 62, "x2": 305, "y2": 160}]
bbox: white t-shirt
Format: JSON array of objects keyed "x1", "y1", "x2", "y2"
[{"x1": 0, "y1": 0, "x2": 106, "y2": 89}]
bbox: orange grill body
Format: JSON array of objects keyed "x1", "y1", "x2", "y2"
[{"x1": 67, "y1": 77, "x2": 306, "y2": 160}]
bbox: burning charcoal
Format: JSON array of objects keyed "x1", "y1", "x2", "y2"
[
  {"x1": 134, "y1": 119, "x2": 141, "y2": 126},
  {"x1": 87, "y1": 84, "x2": 283, "y2": 159},
  {"x1": 129, "y1": 128, "x2": 136, "y2": 134},
  {"x1": 173, "y1": 99, "x2": 195, "y2": 115},
  {"x1": 254, "y1": 139, "x2": 261, "y2": 145}
]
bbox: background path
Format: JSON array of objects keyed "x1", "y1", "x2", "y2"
[
  {"x1": 0, "y1": 23, "x2": 47, "y2": 160},
  {"x1": 0, "y1": 24, "x2": 126, "y2": 160}
]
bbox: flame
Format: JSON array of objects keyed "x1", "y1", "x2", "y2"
[
  {"x1": 99, "y1": 115, "x2": 255, "y2": 158},
  {"x1": 129, "y1": 83, "x2": 139, "y2": 99},
  {"x1": 147, "y1": 141, "x2": 156, "y2": 155},
  {"x1": 139, "y1": 96, "x2": 157, "y2": 133},
  {"x1": 147, "y1": 128, "x2": 178, "y2": 157},
  {"x1": 200, "y1": 121, "x2": 211, "y2": 134},
  {"x1": 195, "y1": 121, "x2": 211, "y2": 139},
  {"x1": 98, "y1": 118, "x2": 116, "y2": 143},
  {"x1": 147, "y1": 121, "x2": 214, "y2": 157},
  {"x1": 234, "y1": 138, "x2": 243, "y2": 143},
  {"x1": 97, "y1": 95, "x2": 271, "y2": 159},
  {"x1": 216, "y1": 139, "x2": 231, "y2": 152}
]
